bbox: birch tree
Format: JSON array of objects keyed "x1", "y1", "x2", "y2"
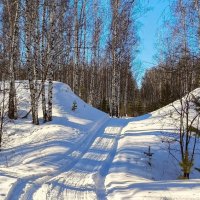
[
  {"x1": 110, "y1": 0, "x2": 120, "y2": 117},
  {"x1": 25, "y1": 0, "x2": 40, "y2": 125},
  {"x1": 109, "y1": 0, "x2": 136, "y2": 117},
  {"x1": 89, "y1": 0, "x2": 102, "y2": 106},
  {"x1": 46, "y1": 0, "x2": 57, "y2": 121},
  {"x1": 5, "y1": 0, "x2": 20, "y2": 120},
  {"x1": 78, "y1": 0, "x2": 87, "y2": 98},
  {"x1": 41, "y1": 0, "x2": 48, "y2": 122},
  {"x1": 73, "y1": 0, "x2": 79, "y2": 94},
  {"x1": 0, "y1": 77, "x2": 7, "y2": 150}
]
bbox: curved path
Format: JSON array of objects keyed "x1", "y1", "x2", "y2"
[
  {"x1": 6, "y1": 118, "x2": 127, "y2": 200},
  {"x1": 33, "y1": 119, "x2": 125, "y2": 200}
]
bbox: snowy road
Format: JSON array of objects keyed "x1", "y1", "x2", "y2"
[
  {"x1": 3, "y1": 118, "x2": 127, "y2": 200},
  {"x1": 33, "y1": 119, "x2": 126, "y2": 200}
]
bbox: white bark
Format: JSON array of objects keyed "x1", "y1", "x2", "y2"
[
  {"x1": 111, "y1": 0, "x2": 120, "y2": 117},
  {"x1": 24, "y1": 0, "x2": 41, "y2": 125},
  {"x1": 41, "y1": 0, "x2": 48, "y2": 122},
  {"x1": 47, "y1": 0, "x2": 57, "y2": 121},
  {"x1": 0, "y1": 77, "x2": 6, "y2": 150},
  {"x1": 73, "y1": 0, "x2": 79, "y2": 94},
  {"x1": 7, "y1": 0, "x2": 19, "y2": 119}
]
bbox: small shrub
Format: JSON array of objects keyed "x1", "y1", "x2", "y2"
[{"x1": 72, "y1": 101, "x2": 77, "y2": 111}]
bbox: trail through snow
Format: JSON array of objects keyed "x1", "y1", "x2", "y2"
[
  {"x1": 33, "y1": 119, "x2": 127, "y2": 200},
  {"x1": 4, "y1": 118, "x2": 127, "y2": 200},
  {"x1": 1, "y1": 82, "x2": 200, "y2": 200}
]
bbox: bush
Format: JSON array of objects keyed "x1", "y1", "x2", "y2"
[{"x1": 72, "y1": 101, "x2": 77, "y2": 111}]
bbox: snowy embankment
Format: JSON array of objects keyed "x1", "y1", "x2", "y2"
[
  {"x1": 105, "y1": 114, "x2": 200, "y2": 199},
  {"x1": 0, "y1": 81, "x2": 109, "y2": 199},
  {"x1": 0, "y1": 81, "x2": 200, "y2": 200},
  {"x1": 105, "y1": 89, "x2": 200, "y2": 200}
]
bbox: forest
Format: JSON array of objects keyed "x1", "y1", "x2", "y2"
[
  {"x1": 0, "y1": 1, "x2": 200, "y2": 199},
  {"x1": 0, "y1": 0, "x2": 200, "y2": 120}
]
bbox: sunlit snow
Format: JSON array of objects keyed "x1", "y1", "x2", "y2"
[{"x1": 0, "y1": 81, "x2": 200, "y2": 200}]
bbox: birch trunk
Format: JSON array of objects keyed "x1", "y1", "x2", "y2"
[
  {"x1": 79, "y1": 0, "x2": 87, "y2": 98},
  {"x1": 41, "y1": 0, "x2": 48, "y2": 122},
  {"x1": 7, "y1": 0, "x2": 19, "y2": 119},
  {"x1": 73, "y1": 0, "x2": 79, "y2": 94},
  {"x1": 124, "y1": 67, "x2": 128, "y2": 116},
  {"x1": 47, "y1": 1, "x2": 57, "y2": 121},
  {"x1": 111, "y1": 0, "x2": 120, "y2": 117},
  {"x1": 0, "y1": 77, "x2": 6, "y2": 150},
  {"x1": 25, "y1": 0, "x2": 38, "y2": 124},
  {"x1": 33, "y1": 0, "x2": 40, "y2": 125}
]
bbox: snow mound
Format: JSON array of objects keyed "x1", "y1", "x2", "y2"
[{"x1": 0, "y1": 81, "x2": 109, "y2": 199}]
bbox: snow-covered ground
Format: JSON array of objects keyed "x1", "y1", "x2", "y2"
[
  {"x1": 105, "y1": 113, "x2": 200, "y2": 199},
  {"x1": 0, "y1": 81, "x2": 200, "y2": 200}
]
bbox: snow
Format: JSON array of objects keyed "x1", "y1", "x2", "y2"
[
  {"x1": 105, "y1": 114, "x2": 200, "y2": 199},
  {"x1": 0, "y1": 81, "x2": 200, "y2": 199}
]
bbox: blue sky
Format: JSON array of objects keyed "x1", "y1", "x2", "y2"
[
  {"x1": 135, "y1": 0, "x2": 169, "y2": 84},
  {"x1": 93, "y1": 0, "x2": 169, "y2": 86}
]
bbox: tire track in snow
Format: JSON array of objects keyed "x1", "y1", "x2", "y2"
[
  {"x1": 6, "y1": 117, "x2": 109, "y2": 200},
  {"x1": 40, "y1": 119, "x2": 126, "y2": 200}
]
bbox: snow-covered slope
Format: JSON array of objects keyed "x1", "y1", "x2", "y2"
[
  {"x1": 0, "y1": 81, "x2": 110, "y2": 199},
  {"x1": 105, "y1": 114, "x2": 200, "y2": 199},
  {"x1": 105, "y1": 89, "x2": 200, "y2": 200},
  {"x1": 0, "y1": 82, "x2": 200, "y2": 200}
]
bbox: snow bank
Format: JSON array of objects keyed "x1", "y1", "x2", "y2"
[{"x1": 105, "y1": 89, "x2": 200, "y2": 199}]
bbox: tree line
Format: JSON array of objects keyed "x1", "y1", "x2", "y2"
[
  {"x1": 140, "y1": 0, "x2": 200, "y2": 179},
  {"x1": 139, "y1": 0, "x2": 200, "y2": 114},
  {"x1": 0, "y1": 0, "x2": 138, "y2": 132},
  {"x1": 1, "y1": 0, "x2": 200, "y2": 121}
]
